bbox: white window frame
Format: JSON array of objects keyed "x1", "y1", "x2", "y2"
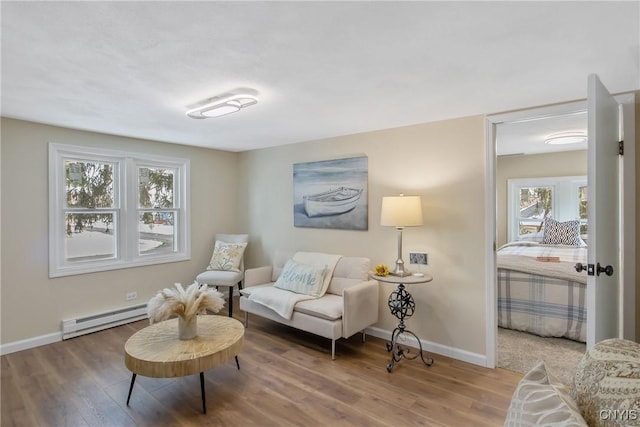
[
  {"x1": 507, "y1": 175, "x2": 586, "y2": 242},
  {"x1": 49, "y1": 143, "x2": 190, "y2": 277}
]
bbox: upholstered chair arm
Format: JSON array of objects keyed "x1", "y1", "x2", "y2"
[
  {"x1": 342, "y1": 279, "x2": 379, "y2": 338},
  {"x1": 244, "y1": 266, "x2": 273, "y2": 287}
]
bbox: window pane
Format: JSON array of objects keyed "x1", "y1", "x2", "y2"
[
  {"x1": 579, "y1": 185, "x2": 588, "y2": 237},
  {"x1": 139, "y1": 212, "x2": 176, "y2": 255},
  {"x1": 578, "y1": 186, "x2": 588, "y2": 219},
  {"x1": 65, "y1": 213, "x2": 115, "y2": 261},
  {"x1": 66, "y1": 161, "x2": 114, "y2": 208},
  {"x1": 138, "y1": 167, "x2": 174, "y2": 208},
  {"x1": 518, "y1": 186, "x2": 552, "y2": 235}
]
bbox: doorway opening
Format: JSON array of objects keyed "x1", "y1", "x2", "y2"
[
  {"x1": 485, "y1": 92, "x2": 636, "y2": 377},
  {"x1": 493, "y1": 105, "x2": 588, "y2": 383}
]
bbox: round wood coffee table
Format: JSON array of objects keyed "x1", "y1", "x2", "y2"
[{"x1": 124, "y1": 315, "x2": 244, "y2": 414}]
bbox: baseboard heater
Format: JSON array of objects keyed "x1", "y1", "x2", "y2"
[{"x1": 62, "y1": 303, "x2": 148, "y2": 340}]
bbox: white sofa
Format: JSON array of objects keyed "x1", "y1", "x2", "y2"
[{"x1": 239, "y1": 251, "x2": 379, "y2": 359}]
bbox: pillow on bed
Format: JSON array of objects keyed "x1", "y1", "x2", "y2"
[{"x1": 542, "y1": 218, "x2": 582, "y2": 246}]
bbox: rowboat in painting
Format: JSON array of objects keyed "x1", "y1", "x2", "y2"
[{"x1": 303, "y1": 187, "x2": 363, "y2": 217}]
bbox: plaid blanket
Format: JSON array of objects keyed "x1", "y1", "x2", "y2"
[{"x1": 497, "y1": 242, "x2": 587, "y2": 342}]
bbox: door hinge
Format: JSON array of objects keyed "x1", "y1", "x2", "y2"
[{"x1": 619, "y1": 140, "x2": 624, "y2": 155}]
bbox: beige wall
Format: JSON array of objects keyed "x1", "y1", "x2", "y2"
[
  {"x1": 0, "y1": 118, "x2": 240, "y2": 344},
  {"x1": 496, "y1": 150, "x2": 588, "y2": 247},
  {"x1": 3, "y1": 97, "x2": 637, "y2": 354},
  {"x1": 238, "y1": 115, "x2": 489, "y2": 357}
]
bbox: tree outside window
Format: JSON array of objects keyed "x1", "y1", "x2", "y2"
[
  {"x1": 65, "y1": 160, "x2": 117, "y2": 261},
  {"x1": 50, "y1": 143, "x2": 190, "y2": 277},
  {"x1": 518, "y1": 186, "x2": 552, "y2": 235}
]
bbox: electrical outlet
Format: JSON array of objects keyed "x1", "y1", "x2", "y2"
[
  {"x1": 409, "y1": 252, "x2": 428, "y2": 265},
  {"x1": 126, "y1": 292, "x2": 138, "y2": 301}
]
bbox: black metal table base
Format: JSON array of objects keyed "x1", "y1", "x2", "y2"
[
  {"x1": 386, "y1": 326, "x2": 433, "y2": 372},
  {"x1": 126, "y1": 355, "x2": 240, "y2": 414},
  {"x1": 385, "y1": 282, "x2": 434, "y2": 372}
]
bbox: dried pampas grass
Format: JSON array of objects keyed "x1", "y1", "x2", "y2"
[{"x1": 147, "y1": 282, "x2": 225, "y2": 324}]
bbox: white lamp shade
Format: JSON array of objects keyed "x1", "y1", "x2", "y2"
[{"x1": 380, "y1": 195, "x2": 423, "y2": 227}]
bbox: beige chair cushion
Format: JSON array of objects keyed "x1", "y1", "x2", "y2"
[
  {"x1": 196, "y1": 269, "x2": 243, "y2": 287},
  {"x1": 505, "y1": 361, "x2": 587, "y2": 426},
  {"x1": 570, "y1": 338, "x2": 640, "y2": 427},
  {"x1": 327, "y1": 256, "x2": 370, "y2": 295}
]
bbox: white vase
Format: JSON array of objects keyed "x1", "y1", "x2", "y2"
[{"x1": 178, "y1": 315, "x2": 197, "y2": 340}]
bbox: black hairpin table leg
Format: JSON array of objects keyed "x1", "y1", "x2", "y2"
[
  {"x1": 200, "y1": 372, "x2": 206, "y2": 414},
  {"x1": 126, "y1": 373, "x2": 136, "y2": 405}
]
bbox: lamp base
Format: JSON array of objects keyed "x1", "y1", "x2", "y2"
[{"x1": 390, "y1": 260, "x2": 412, "y2": 277}]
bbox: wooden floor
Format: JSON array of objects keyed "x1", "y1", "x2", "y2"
[{"x1": 1, "y1": 297, "x2": 522, "y2": 426}]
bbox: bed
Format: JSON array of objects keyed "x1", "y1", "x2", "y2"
[{"x1": 497, "y1": 240, "x2": 588, "y2": 342}]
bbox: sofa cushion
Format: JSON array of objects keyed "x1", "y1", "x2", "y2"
[
  {"x1": 327, "y1": 256, "x2": 370, "y2": 295},
  {"x1": 294, "y1": 294, "x2": 343, "y2": 321},
  {"x1": 241, "y1": 284, "x2": 343, "y2": 321},
  {"x1": 271, "y1": 250, "x2": 293, "y2": 282},
  {"x1": 570, "y1": 338, "x2": 640, "y2": 427},
  {"x1": 505, "y1": 361, "x2": 587, "y2": 426},
  {"x1": 274, "y1": 259, "x2": 328, "y2": 297}
]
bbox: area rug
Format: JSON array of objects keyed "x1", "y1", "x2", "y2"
[{"x1": 497, "y1": 327, "x2": 586, "y2": 385}]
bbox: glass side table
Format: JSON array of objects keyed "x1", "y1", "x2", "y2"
[{"x1": 371, "y1": 273, "x2": 434, "y2": 372}]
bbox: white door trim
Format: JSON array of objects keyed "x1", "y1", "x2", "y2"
[{"x1": 484, "y1": 95, "x2": 635, "y2": 368}]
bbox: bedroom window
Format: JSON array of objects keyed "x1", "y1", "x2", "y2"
[
  {"x1": 49, "y1": 144, "x2": 190, "y2": 277},
  {"x1": 507, "y1": 176, "x2": 587, "y2": 242},
  {"x1": 578, "y1": 185, "x2": 588, "y2": 237},
  {"x1": 517, "y1": 186, "x2": 553, "y2": 236}
]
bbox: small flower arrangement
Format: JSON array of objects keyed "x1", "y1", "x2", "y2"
[
  {"x1": 147, "y1": 281, "x2": 225, "y2": 324},
  {"x1": 374, "y1": 264, "x2": 390, "y2": 276}
]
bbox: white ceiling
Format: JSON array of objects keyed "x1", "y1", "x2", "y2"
[
  {"x1": 1, "y1": 2, "x2": 638, "y2": 153},
  {"x1": 497, "y1": 111, "x2": 588, "y2": 156}
]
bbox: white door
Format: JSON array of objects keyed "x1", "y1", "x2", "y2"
[{"x1": 585, "y1": 74, "x2": 622, "y2": 348}]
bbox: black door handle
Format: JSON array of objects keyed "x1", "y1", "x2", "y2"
[
  {"x1": 597, "y1": 263, "x2": 614, "y2": 277},
  {"x1": 575, "y1": 263, "x2": 587, "y2": 273}
]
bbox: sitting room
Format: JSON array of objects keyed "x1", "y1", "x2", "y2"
[{"x1": 2, "y1": 2, "x2": 639, "y2": 426}]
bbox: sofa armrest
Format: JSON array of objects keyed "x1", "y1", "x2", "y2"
[
  {"x1": 342, "y1": 279, "x2": 379, "y2": 338},
  {"x1": 244, "y1": 266, "x2": 273, "y2": 287}
]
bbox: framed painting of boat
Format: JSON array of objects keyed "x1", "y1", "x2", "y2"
[{"x1": 293, "y1": 156, "x2": 368, "y2": 230}]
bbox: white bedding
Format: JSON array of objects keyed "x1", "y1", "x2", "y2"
[{"x1": 497, "y1": 242, "x2": 587, "y2": 284}]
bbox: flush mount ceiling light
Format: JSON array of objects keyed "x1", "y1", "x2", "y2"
[
  {"x1": 544, "y1": 131, "x2": 587, "y2": 145},
  {"x1": 186, "y1": 93, "x2": 258, "y2": 119}
]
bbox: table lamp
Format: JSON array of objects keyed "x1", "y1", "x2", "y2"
[{"x1": 380, "y1": 194, "x2": 423, "y2": 277}]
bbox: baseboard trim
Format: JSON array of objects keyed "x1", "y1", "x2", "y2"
[
  {"x1": 1, "y1": 332, "x2": 62, "y2": 356},
  {"x1": 365, "y1": 326, "x2": 488, "y2": 367}
]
